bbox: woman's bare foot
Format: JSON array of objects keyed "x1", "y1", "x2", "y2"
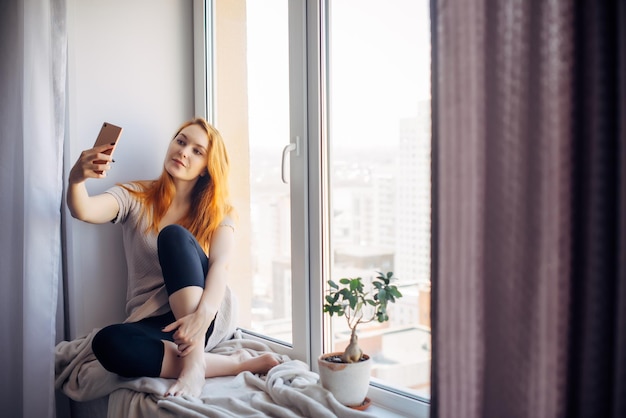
[
  {"x1": 161, "y1": 345, "x2": 281, "y2": 397},
  {"x1": 239, "y1": 353, "x2": 281, "y2": 375},
  {"x1": 165, "y1": 349, "x2": 206, "y2": 397}
]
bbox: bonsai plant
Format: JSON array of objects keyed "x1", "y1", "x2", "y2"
[{"x1": 318, "y1": 271, "x2": 403, "y2": 408}]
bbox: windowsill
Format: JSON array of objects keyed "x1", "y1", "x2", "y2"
[
  {"x1": 239, "y1": 330, "x2": 429, "y2": 416},
  {"x1": 367, "y1": 384, "x2": 430, "y2": 417},
  {"x1": 367, "y1": 403, "x2": 413, "y2": 417}
]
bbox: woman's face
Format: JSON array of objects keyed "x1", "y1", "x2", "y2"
[{"x1": 164, "y1": 124, "x2": 209, "y2": 182}]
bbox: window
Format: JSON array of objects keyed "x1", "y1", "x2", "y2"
[
  {"x1": 325, "y1": 0, "x2": 432, "y2": 404},
  {"x1": 242, "y1": 0, "x2": 293, "y2": 345},
  {"x1": 196, "y1": 0, "x2": 431, "y2": 414},
  {"x1": 199, "y1": 0, "x2": 310, "y2": 363}
]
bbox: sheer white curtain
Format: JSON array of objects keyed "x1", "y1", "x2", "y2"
[{"x1": 0, "y1": 0, "x2": 66, "y2": 417}]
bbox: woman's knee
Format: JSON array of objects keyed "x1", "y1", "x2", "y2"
[
  {"x1": 92, "y1": 324, "x2": 164, "y2": 378},
  {"x1": 157, "y1": 225, "x2": 208, "y2": 295},
  {"x1": 93, "y1": 324, "x2": 121, "y2": 354},
  {"x1": 157, "y1": 224, "x2": 192, "y2": 251},
  {"x1": 92, "y1": 324, "x2": 127, "y2": 373}
]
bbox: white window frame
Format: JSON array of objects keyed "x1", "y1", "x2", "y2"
[{"x1": 194, "y1": 1, "x2": 430, "y2": 415}]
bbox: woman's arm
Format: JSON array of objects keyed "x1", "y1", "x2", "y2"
[
  {"x1": 196, "y1": 224, "x2": 235, "y2": 321},
  {"x1": 67, "y1": 144, "x2": 120, "y2": 223}
]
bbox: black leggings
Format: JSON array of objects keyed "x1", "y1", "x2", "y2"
[{"x1": 92, "y1": 225, "x2": 214, "y2": 378}]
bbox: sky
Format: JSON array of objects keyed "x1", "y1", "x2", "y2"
[{"x1": 245, "y1": 0, "x2": 431, "y2": 150}]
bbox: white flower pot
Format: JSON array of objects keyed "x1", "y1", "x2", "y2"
[{"x1": 317, "y1": 352, "x2": 371, "y2": 407}]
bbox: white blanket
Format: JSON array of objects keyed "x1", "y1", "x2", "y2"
[{"x1": 55, "y1": 330, "x2": 376, "y2": 417}]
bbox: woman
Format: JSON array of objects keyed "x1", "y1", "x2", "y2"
[{"x1": 67, "y1": 117, "x2": 278, "y2": 398}]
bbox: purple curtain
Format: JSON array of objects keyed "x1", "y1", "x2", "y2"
[{"x1": 431, "y1": 1, "x2": 626, "y2": 417}]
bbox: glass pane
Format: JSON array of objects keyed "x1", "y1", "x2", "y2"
[
  {"x1": 327, "y1": 0, "x2": 432, "y2": 399},
  {"x1": 246, "y1": 0, "x2": 292, "y2": 344}
]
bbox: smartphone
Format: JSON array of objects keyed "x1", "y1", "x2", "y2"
[{"x1": 93, "y1": 122, "x2": 123, "y2": 174}]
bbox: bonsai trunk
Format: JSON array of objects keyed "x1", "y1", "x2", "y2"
[{"x1": 341, "y1": 327, "x2": 363, "y2": 363}]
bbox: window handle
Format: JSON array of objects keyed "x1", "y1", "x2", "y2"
[{"x1": 281, "y1": 137, "x2": 299, "y2": 184}]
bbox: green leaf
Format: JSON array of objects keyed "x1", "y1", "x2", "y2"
[
  {"x1": 324, "y1": 271, "x2": 403, "y2": 330},
  {"x1": 324, "y1": 305, "x2": 339, "y2": 317},
  {"x1": 348, "y1": 295, "x2": 357, "y2": 309}
]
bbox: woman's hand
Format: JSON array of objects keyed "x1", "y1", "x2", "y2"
[
  {"x1": 69, "y1": 144, "x2": 115, "y2": 184},
  {"x1": 66, "y1": 143, "x2": 120, "y2": 223},
  {"x1": 162, "y1": 306, "x2": 215, "y2": 357}
]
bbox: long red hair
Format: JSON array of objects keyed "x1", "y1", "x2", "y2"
[{"x1": 124, "y1": 118, "x2": 233, "y2": 252}]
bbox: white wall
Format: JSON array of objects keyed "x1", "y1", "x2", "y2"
[{"x1": 65, "y1": 0, "x2": 195, "y2": 338}]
